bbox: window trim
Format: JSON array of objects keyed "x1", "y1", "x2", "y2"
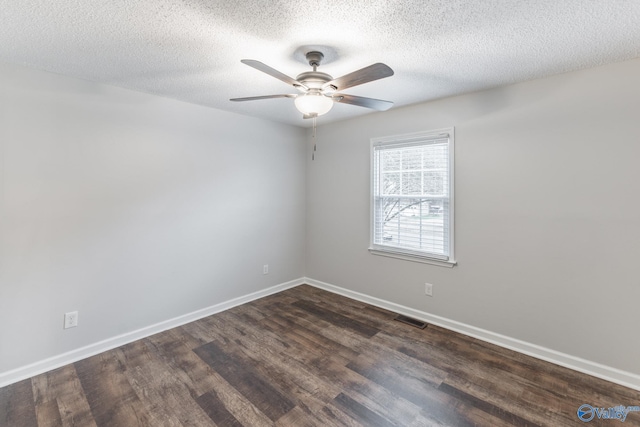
[{"x1": 369, "y1": 128, "x2": 456, "y2": 267}]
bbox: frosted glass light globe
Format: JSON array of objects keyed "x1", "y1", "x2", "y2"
[{"x1": 294, "y1": 93, "x2": 334, "y2": 116}]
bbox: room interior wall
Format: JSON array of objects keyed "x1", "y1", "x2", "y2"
[
  {"x1": 2, "y1": 56, "x2": 639, "y2": 388},
  {"x1": 0, "y1": 62, "x2": 307, "y2": 376},
  {"x1": 305, "y1": 58, "x2": 640, "y2": 377}
]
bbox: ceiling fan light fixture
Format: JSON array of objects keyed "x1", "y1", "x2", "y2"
[
  {"x1": 231, "y1": 53, "x2": 394, "y2": 118},
  {"x1": 294, "y1": 92, "x2": 333, "y2": 116}
]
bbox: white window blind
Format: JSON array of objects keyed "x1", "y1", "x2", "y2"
[{"x1": 370, "y1": 129, "x2": 455, "y2": 265}]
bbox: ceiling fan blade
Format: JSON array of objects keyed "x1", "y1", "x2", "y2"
[
  {"x1": 230, "y1": 94, "x2": 296, "y2": 102},
  {"x1": 241, "y1": 59, "x2": 308, "y2": 90},
  {"x1": 333, "y1": 94, "x2": 393, "y2": 111},
  {"x1": 325, "y1": 63, "x2": 394, "y2": 91}
]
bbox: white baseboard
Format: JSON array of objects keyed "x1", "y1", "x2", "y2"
[
  {"x1": 304, "y1": 277, "x2": 640, "y2": 392},
  {"x1": 0, "y1": 278, "x2": 305, "y2": 388}
]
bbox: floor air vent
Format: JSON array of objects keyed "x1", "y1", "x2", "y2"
[{"x1": 394, "y1": 314, "x2": 428, "y2": 329}]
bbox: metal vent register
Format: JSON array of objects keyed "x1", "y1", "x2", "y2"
[{"x1": 394, "y1": 314, "x2": 428, "y2": 329}]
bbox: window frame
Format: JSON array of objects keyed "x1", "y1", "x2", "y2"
[{"x1": 369, "y1": 128, "x2": 456, "y2": 267}]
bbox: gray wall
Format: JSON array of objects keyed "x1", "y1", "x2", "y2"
[
  {"x1": 0, "y1": 63, "x2": 306, "y2": 373},
  {"x1": 306, "y1": 58, "x2": 640, "y2": 375}
]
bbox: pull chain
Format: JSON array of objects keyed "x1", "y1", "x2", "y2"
[{"x1": 312, "y1": 116, "x2": 317, "y2": 160}]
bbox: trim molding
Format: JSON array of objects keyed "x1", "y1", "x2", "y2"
[
  {"x1": 304, "y1": 277, "x2": 640, "y2": 392},
  {"x1": 368, "y1": 248, "x2": 456, "y2": 267},
  {"x1": 0, "y1": 278, "x2": 305, "y2": 388}
]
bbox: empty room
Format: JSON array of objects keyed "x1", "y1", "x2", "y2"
[{"x1": 1, "y1": 1, "x2": 639, "y2": 426}]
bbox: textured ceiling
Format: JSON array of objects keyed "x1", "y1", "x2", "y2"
[{"x1": 1, "y1": 0, "x2": 639, "y2": 127}]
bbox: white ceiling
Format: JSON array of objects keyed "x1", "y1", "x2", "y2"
[{"x1": 1, "y1": 0, "x2": 639, "y2": 127}]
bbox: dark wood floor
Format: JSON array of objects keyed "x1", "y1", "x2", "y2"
[{"x1": 1, "y1": 285, "x2": 639, "y2": 426}]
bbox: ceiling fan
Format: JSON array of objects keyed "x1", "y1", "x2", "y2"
[{"x1": 230, "y1": 51, "x2": 394, "y2": 119}]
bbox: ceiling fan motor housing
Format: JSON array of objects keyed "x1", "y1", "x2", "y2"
[{"x1": 296, "y1": 71, "x2": 332, "y2": 90}]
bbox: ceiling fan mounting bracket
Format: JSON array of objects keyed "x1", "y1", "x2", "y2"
[{"x1": 305, "y1": 51, "x2": 324, "y2": 68}]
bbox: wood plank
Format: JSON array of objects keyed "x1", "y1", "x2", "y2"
[
  {"x1": 196, "y1": 390, "x2": 243, "y2": 427},
  {"x1": 317, "y1": 403, "x2": 366, "y2": 427},
  {"x1": 75, "y1": 351, "x2": 153, "y2": 426},
  {"x1": 279, "y1": 351, "x2": 425, "y2": 426},
  {"x1": 291, "y1": 300, "x2": 380, "y2": 338},
  {"x1": 145, "y1": 327, "x2": 222, "y2": 395},
  {"x1": 148, "y1": 328, "x2": 274, "y2": 427},
  {"x1": 31, "y1": 365, "x2": 96, "y2": 427},
  {"x1": 438, "y1": 382, "x2": 541, "y2": 427},
  {"x1": 345, "y1": 352, "x2": 445, "y2": 407},
  {"x1": 34, "y1": 400, "x2": 62, "y2": 427},
  {"x1": 194, "y1": 340, "x2": 296, "y2": 422},
  {"x1": 332, "y1": 392, "x2": 395, "y2": 427},
  {"x1": 268, "y1": 304, "x2": 374, "y2": 354},
  {"x1": 275, "y1": 406, "x2": 331, "y2": 427},
  {"x1": 0, "y1": 379, "x2": 38, "y2": 427},
  {"x1": 260, "y1": 312, "x2": 359, "y2": 365},
  {"x1": 206, "y1": 311, "x2": 342, "y2": 413},
  {"x1": 191, "y1": 371, "x2": 275, "y2": 427},
  {"x1": 115, "y1": 339, "x2": 214, "y2": 426},
  {"x1": 326, "y1": 358, "x2": 497, "y2": 427}
]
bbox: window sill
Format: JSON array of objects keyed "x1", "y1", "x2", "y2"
[{"x1": 368, "y1": 248, "x2": 457, "y2": 268}]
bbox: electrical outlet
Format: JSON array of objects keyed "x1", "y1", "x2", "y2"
[
  {"x1": 64, "y1": 311, "x2": 78, "y2": 329},
  {"x1": 263, "y1": 264, "x2": 269, "y2": 274},
  {"x1": 425, "y1": 283, "x2": 433, "y2": 297}
]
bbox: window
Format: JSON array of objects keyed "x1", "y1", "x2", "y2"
[{"x1": 370, "y1": 128, "x2": 455, "y2": 267}]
